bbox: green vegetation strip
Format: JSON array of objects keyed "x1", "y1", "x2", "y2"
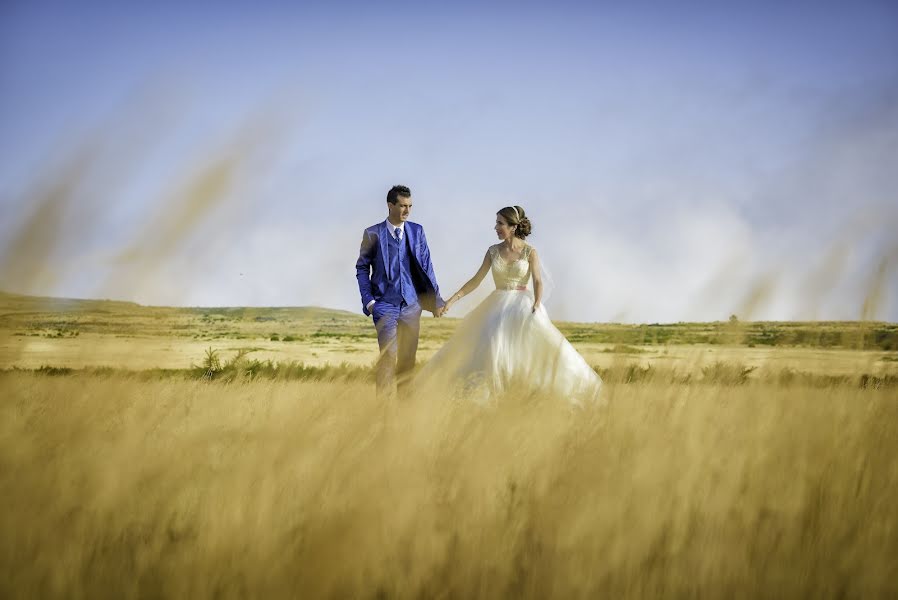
[{"x1": 4, "y1": 362, "x2": 896, "y2": 389}]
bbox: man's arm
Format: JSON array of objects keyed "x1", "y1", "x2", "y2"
[{"x1": 355, "y1": 230, "x2": 377, "y2": 315}]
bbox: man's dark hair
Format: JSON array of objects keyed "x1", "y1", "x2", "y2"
[{"x1": 387, "y1": 185, "x2": 411, "y2": 205}]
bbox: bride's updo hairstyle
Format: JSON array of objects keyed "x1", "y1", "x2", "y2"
[{"x1": 498, "y1": 206, "x2": 532, "y2": 240}]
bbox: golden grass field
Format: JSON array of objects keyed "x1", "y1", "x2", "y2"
[{"x1": 2, "y1": 292, "x2": 897, "y2": 598}]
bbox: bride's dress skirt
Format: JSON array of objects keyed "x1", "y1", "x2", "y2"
[{"x1": 416, "y1": 290, "x2": 603, "y2": 406}]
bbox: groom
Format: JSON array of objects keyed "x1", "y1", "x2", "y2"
[{"x1": 355, "y1": 185, "x2": 446, "y2": 398}]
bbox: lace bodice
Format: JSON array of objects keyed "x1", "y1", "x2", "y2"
[{"x1": 488, "y1": 244, "x2": 532, "y2": 290}]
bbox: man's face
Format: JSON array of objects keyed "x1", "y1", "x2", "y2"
[{"x1": 388, "y1": 195, "x2": 412, "y2": 223}]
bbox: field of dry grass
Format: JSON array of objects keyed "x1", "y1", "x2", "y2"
[
  {"x1": 1, "y1": 292, "x2": 897, "y2": 598},
  {"x1": 1, "y1": 371, "x2": 897, "y2": 598}
]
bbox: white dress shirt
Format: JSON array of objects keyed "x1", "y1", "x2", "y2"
[{"x1": 388, "y1": 220, "x2": 405, "y2": 240}]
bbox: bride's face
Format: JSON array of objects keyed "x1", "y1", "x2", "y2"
[{"x1": 495, "y1": 215, "x2": 515, "y2": 240}]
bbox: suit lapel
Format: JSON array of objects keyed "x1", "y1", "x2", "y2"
[{"x1": 379, "y1": 221, "x2": 389, "y2": 275}]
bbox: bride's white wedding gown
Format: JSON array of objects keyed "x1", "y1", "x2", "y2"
[{"x1": 416, "y1": 244, "x2": 603, "y2": 406}]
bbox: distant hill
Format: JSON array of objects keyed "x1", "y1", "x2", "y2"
[
  {"x1": 0, "y1": 290, "x2": 143, "y2": 313},
  {"x1": 0, "y1": 290, "x2": 360, "y2": 319},
  {"x1": 0, "y1": 290, "x2": 374, "y2": 339}
]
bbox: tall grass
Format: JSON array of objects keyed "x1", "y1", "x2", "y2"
[{"x1": 1, "y1": 372, "x2": 896, "y2": 598}]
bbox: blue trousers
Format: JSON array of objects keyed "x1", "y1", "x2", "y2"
[{"x1": 372, "y1": 300, "x2": 422, "y2": 398}]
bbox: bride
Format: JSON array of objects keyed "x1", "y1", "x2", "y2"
[{"x1": 415, "y1": 206, "x2": 603, "y2": 406}]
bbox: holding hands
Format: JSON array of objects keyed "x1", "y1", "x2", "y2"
[{"x1": 440, "y1": 294, "x2": 460, "y2": 317}]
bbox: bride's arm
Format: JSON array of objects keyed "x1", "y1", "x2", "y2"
[
  {"x1": 443, "y1": 250, "x2": 491, "y2": 314},
  {"x1": 530, "y1": 248, "x2": 542, "y2": 313}
]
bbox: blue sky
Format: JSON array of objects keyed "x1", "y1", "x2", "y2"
[{"x1": 2, "y1": 0, "x2": 897, "y2": 321}]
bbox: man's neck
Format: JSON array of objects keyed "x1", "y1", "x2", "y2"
[{"x1": 387, "y1": 217, "x2": 404, "y2": 228}]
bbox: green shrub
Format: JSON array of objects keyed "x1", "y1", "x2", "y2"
[{"x1": 701, "y1": 362, "x2": 756, "y2": 385}]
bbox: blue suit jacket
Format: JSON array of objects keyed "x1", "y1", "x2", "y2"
[{"x1": 355, "y1": 221, "x2": 445, "y2": 316}]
